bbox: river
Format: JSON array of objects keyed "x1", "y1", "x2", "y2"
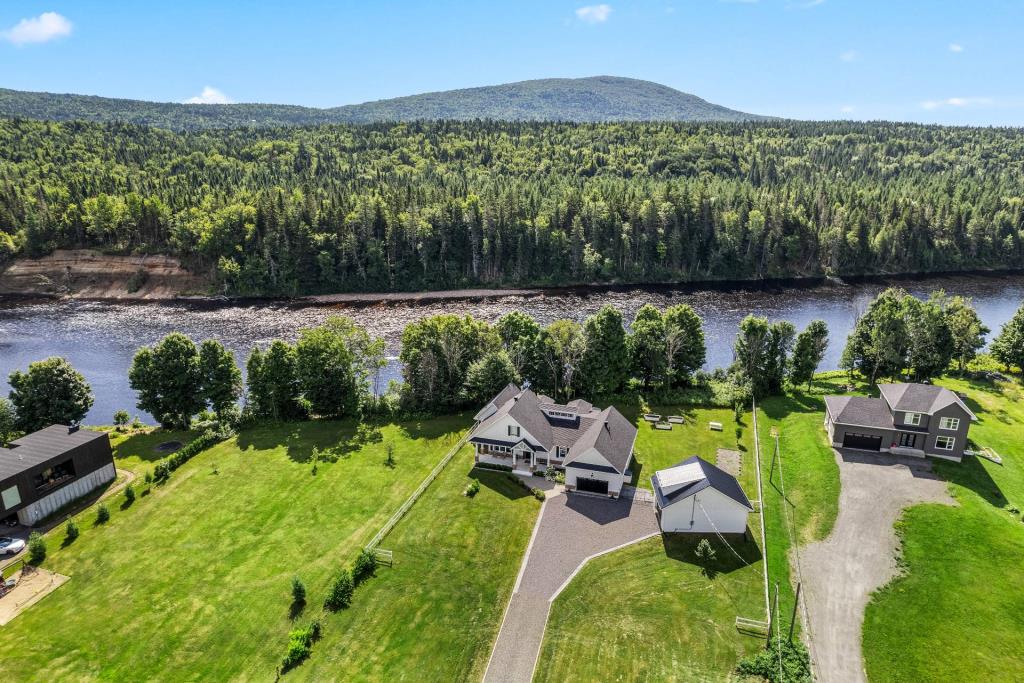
[{"x1": 1, "y1": 274, "x2": 1022, "y2": 424}]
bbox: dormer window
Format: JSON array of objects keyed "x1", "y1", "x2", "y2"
[
  {"x1": 508, "y1": 425, "x2": 521, "y2": 437},
  {"x1": 904, "y1": 412, "x2": 922, "y2": 426},
  {"x1": 556, "y1": 446, "x2": 567, "y2": 458}
]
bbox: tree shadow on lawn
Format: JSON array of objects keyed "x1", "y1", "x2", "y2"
[
  {"x1": 934, "y1": 453, "x2": 1007, "y2": 509},
  {"x1": 112, "y1": 428, "x2": 198, "y2": 464},
  {"x1": 760, "y1": 393, "x2": 822, "y2": 421},
  {"x1": 661, "y1": 531, "x2": 762, "y2": 580},
  {"x1": 235, "y1": 420, "x2": 359, "y2": 463},
  {"x1": 472, "y1": 468, "x2": 530, "y2": 500}
]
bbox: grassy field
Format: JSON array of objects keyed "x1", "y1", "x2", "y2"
[
  {"x1": 295, "y1": 450, "x2": 539, "y2": 681},
  {"x1": 105, "y1": 426, "x2": 199, "y2": 475},
  {"x1": 862, "y1": 376, "x2": 1024, "y2": 681},
  {"x1": 534, "y1": 405, "x2": 766, "y2": 681},
  {"x1": 0, "y1": 415, "x2": 495, "y2": 680}
]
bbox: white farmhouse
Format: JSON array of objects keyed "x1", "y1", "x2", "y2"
[
  {"x1": 468, "y1": 384, "x2": 637, "y2": 497},
  {"x1": 651, "y1": 456, "x2": 753, "y2": 534}
]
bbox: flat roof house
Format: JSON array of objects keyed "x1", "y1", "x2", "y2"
[
  {"x1": 469, "y1": 384, "x2": 637, "y2": 498},
  {"x1": 0, "y1": 426, "x2": 116, "y2": 526},
  {"x1": 824, "y1": 383, "x2": 977, "y2": 462},
  {"x1": 651, "y1": 456, "x2": 753, "y2": 534}
]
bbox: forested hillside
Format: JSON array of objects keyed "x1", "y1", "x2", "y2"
[
  {"x1": 1, "y1": 118, "x2": 1022, "y2": 296},
  {"x1": 0, "y1": 77, "x2": 763, "y2": 131}
]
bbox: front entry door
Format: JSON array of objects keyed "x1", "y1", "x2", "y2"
[{"x1": 899, "y1": 432, "x2": 917, "y2": 448}]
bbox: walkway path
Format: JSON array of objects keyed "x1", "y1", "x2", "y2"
[
  {"x1": 800, "y1": 450, "x2": 954, "y2": 683},
  {"x1": 483, "y1": 491, "x2": 659, "y2": 683}
]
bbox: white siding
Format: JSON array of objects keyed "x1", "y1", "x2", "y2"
[
  {"x1": 475, "y1": 416, "x2": 541, "y2": 447},
  {"x1": 658, "y1": 487, "x2": 750, "y2": 534},
  {"x1": 16, "y1": 463, "x2": 116, "y2": 526},
  {"x1": 565, "y1": 467, "x2": 624, "y2": 496}
]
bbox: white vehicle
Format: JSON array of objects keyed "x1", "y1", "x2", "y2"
[{"x1": 0, "y1": 537, "x2": 26, "y2": 556}]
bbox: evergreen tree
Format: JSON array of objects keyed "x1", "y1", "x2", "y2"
[
  {"x1": 8, "y1": 357, "x2": 94, "y2": 432},
  {"x1": 579, "y1": 305, "x2": 629, "y2": 396},
  {"x1": 128, "y1": 334, "x2": 204, "y2": 429},
  {"x1": 789, "y1": 320, "x2": 829, "y2": 390},
  {"x1": 991, "y1": 301, "x2": 1024, "y2": 371}
]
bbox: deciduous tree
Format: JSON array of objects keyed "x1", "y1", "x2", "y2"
[
  {"x1": 8, "y1": 357, "x2": 94, "y2": 432},
  {"x1": 128, "y1": 334, "x2": 204, "y2": 429}
]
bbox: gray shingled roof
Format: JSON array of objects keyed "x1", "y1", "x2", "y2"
[
  {"x1": 824, "y1": 395, "x2": 894, "y2": 430},
  {"x1": 878, "y1": 383, "x2": 977, "y2": 419},
  {"x1": 564, "y1": 406, "x2": 637, "y2": 473},
  {"x1": 0, "y1": 426, "x2": 108, "y2": 480},
  {"x1": 651, "y1": 456, "x2": 753, "y2": 510}
]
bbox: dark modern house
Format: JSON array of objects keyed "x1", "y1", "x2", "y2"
[
  {"x1": 824, "y1": 383, "x2": 977, "y2": 462},
  {"x1": 0, "y1": 426, "x2": 116, "y2": 526}
]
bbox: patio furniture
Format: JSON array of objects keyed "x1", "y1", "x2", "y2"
[
  {"x1": 655, "y1": 422, "x2": 672, "y2": 430},
  {"x1": 709, "y1": 421, "x2": 723, "y2": 431},
  {"x1": 643, "y1": 414, "x2": 661, "y2": 422},
  {"x1": 667, "y1": 415, "x2": 684, "y2": 424}
]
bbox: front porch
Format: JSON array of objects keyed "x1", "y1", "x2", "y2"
[{"x1": 473, "y1": 444, "x2": 554, "y2": 473}]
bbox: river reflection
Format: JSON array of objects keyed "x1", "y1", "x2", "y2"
[{"x1": 2, "y1": 274, "x2": 1022, "y2": 424}]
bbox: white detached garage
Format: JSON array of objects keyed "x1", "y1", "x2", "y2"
[{"x1": 651, "y1": 456, "x2": 753, "y2": 534}]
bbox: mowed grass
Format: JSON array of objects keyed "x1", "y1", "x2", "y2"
[
  {"x1": 296, "y1": 451, "x2": 540, "y2": 681},
  {"x1": 755, "y1": 373, "x2": 851, "y2": 630},
  {"x1": 863, "y1": 376, "x2": 1024, "y2": 681},
  {"x1": 105, "y1": 426, "x2": 200, "y2": 475},
  {"x1": 0, "y1": 416, "x2": 474, "y2": 681},
  {"x1": 534, "y1": 404, "x2": 766, "y2": 682}
]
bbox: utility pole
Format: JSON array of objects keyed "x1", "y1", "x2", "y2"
[{"x1": 789, "y1": 581, "x2": 801, "y2": 642}]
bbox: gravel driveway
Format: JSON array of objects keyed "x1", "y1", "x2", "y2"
[
  {"x1": 801, "y1": 450, "x2": 954, "y2": 683},
  {"x1": 483, "y1": 491, "x2": 659, "y2": 683}
]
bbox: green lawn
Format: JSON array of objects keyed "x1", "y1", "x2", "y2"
[
  {"x1": 862, "y1": 376, "x2": 1024, "y2": 681},
  {"x1": 295, "y1": 450, "x2": 540, "y2": 681},
  {"x1": 104, "y1": 426, "x2": 200, "y2": 475},
  {"x1": 534, "y1": 405, "x2": 766, "y2": 682},
  {"x1": 0, "y1": 416, "x2": 486, "y2": 680}
]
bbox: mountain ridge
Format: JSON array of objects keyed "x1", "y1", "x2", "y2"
[{"x1": 0, "y1": 76, "x2": 770, "y2": 130}]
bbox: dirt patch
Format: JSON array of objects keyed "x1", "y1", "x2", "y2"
[
  {"x1": 0, "y1": 567, "x2": 70, "y2": 626},
  {"x1": 0, "y1": 249, "x2": 209, "y2": 299},
  {"x1": 716, "y1": 448, "x2": 742, "y2": 477},
  {"x1": 799, "y1": 450, "x2": 955, "y2": 683}
]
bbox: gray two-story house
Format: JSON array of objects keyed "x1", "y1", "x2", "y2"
[{"x1": 824, "y1": 383, "x2": 976, "y2": 462}]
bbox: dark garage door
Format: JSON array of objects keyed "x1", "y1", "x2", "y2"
[
  {"x1": 842, "y1": 432, "x2": 883, "y2": 451},
  {"x1": 576, "y1": 477, "x2": 609, "y2": 495}
]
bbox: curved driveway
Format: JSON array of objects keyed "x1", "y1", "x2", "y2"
[{"x1": 483, "y1": 490, "x2": 659, "y2": 683}]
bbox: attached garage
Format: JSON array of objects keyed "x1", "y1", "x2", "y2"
[
  {"x1": 575, "y1": 477, "x2": 609, "y2": 495},
  {"x1": 841, "y1": 432, "x2": 883, "y2": 451}
]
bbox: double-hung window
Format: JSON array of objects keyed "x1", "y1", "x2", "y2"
[
  {"x1": 904, "y1": 412, "x2": 922, "y2": 426},
  {"x1": 507, "y1": 425, "x2": 520, "y2": 438},
  {"x1": 939, "y1": 417, "x2": 960, "y2": 431},
  {"x1": 935, "y1": 435, "x2": 955, "y2": 451},
  {"x1": 556, "y1": 446, "x2": 567, "y2": 458}
]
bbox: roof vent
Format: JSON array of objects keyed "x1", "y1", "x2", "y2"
[{"x1": 68, "y1": 425, "x2": 80, "y2": 434}]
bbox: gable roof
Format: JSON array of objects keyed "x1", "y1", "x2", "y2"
[
  {"x1": 473, "y1": 382, "x2": 521, "y2": 421},
  {"x1": 469, "y1": 387, "x2": 636, "y2": 473},
  {"x1": 651, "y1": 456, "x2": 753, "y2": 511},
  {"x1": 824, "y1": 395, "x2": 894, "y2": 430},
  {"x1": 877, "y1": 383, "x2": 977, "y2": 420}
]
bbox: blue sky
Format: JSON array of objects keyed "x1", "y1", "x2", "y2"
[{"x1": 1, "y1": 1, "x2": 1022, "y2": 125}]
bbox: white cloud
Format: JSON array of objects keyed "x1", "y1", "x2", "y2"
[
  {"x1": 576, "y1": 4, "x2": 612, "y2": 23},
  {"x1": 840, "y1": 105, "x2": 855, "y2": 114},
  {"x1": 948, "y1": 43, "x2": 964, "y2": 53},
  {"x1": 1, "y1": 12, "x2": 73, "y2": 46},
  {"x1": 920, "y1": 96, "x2": 993, "y2": 110},
  {"x1": 184, "y1": 86, "x2": 234, "y2": 105},
  {"x1": 839, "y1": 50, "x2": 860, "y2": 63}
]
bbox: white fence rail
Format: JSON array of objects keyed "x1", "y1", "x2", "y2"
[{"x1": 364, "y1": 434, "x2": 469, "y2": 551}]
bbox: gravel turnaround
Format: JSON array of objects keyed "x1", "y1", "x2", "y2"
[
  {"x1": 800, "y1": 450, "x2": 954, "y2": 683},
  {"x1": 483, "y1": 492, "x2": 659, "y2": 683}
]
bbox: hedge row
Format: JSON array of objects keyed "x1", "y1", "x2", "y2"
[{"x1": 153, "y1": 431, "x2": 225, "y2": 482}]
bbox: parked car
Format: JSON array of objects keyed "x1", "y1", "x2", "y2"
[{"x1": 0, "y1": 537, "x2": 26, "y2": 556}]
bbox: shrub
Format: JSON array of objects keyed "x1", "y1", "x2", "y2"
[
  {"x1": 531, "y1": 487, "x2": 546, "y2": 501},
  {"x1": 113, "y1": 409, "x2": 130, "y2": 431},
  {"x1": 352, "y1": 548, "x2": 377, "y2": 585},
  {"x1": 473, "y1": 461, "x2": 513, "y2": 473},
  {"x1": 64, "y1": 519, "x2": 79, "y2": 543},
  {"x1": 696, "y1": 538, "x2": 717, "y2": 562},
  {"x1": 736, "y1": 636, "x2": 811, "y2": 682},
  {"x1": 27, "y1": 531, "x2": 46, "y2": 564},
  {"x1": 144, "y1": 470, "x2": 154, "y2": 485},
  {"x1": 95, "y1": 504, "x2": 110, "y2": 524},
  {"x1": 384, "y1": 441, "x2": 396, "y2": 468},
  {"x1": 153, "y1": 462, "x2": 170, "y2": 483},
  {"x1": 124, "y1": 484, "x2": 136, "y2": 505},
  {"x1": 291, "y1": 576, "x2": 306, "y2": 605},
  {"x1": 280, "y1": 619, "x2": 322, "y2": 672},
  {"x1": 323, "y1": 569, "x2": 354, "y2": 611},
  {"x1": 152, "y1": 431, "x2": 226, "y2": 485},
  {"x1": 464, "y1": 478, "x2": 481, "y2": 497}
]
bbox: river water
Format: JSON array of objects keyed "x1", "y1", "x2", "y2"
[{"x1": 2, "y1": 274, "x2": 1022, "y2": 424}]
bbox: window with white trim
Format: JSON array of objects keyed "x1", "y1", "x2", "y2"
[
  {"x1": 904, "y1": 412, "x2": 922, "y2": 426},
  {"x1": 507, "y1": 425, "x2": 520, "y2": 437},
  {"x1": 939, "y1": 417, "x2": 960, "y2": 431},
  {"x1": 935, "y1": 435, "x2": 955, "y2": 451},
  {"x1": 556, "y1": 446, "x2": 567, "y2": 458}
]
